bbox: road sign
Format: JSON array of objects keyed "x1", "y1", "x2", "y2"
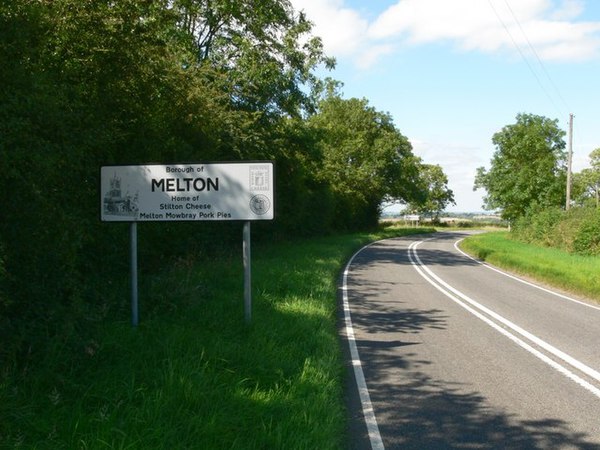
[
  {"x1": 100, "y1": 161, "x2": 274, "y2": 326},
  {"x1": 100, "y1": 162, "x2": 274, "y2": 222}
]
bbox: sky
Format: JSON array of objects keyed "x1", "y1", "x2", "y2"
[{"x1": 289, "y1": 0, "x2": 600, "y2": 212}]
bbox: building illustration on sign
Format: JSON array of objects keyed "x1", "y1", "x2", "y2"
[
  {"x1": 249, "y1": 165, "x2": 271, "y2": 215},
  {"x1": 103, "y1": 172, "x2": 139, "y2": 218},
  {"x1": 250, "y1": 165, "x2": 270, "y2": 192}
]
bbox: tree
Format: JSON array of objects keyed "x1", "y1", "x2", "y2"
[
  {"x1": 409, "y1": 164, "x2": 455, "y2": 220},
  {"x1": 171, "y1": 0, "x2": 335, "y2": 117},
  {"x1": 0, "y1": 0, "x2": 337, "y2": 364},
  {"x1": 573, "y1": 148, "x2": 600, "y2": 208},
  {"x1": 309, "y1": 94, "x2": 423, "y2": 229},
  {"x1": 474, "y1": 113, "x2": 566, "y2": 220}
]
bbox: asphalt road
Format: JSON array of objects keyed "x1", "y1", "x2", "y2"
[{"x1": 341, "y1": 231, "x2": 600, "y2": 449}]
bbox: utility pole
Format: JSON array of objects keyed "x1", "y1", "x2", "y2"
[{"x1": 566, "y1": 113, "x2": 574, "y2": 210}]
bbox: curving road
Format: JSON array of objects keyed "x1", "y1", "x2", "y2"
[{"x1": 341, "y1": 231, "x2": 600, "y2": 449}]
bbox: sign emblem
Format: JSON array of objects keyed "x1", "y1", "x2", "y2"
[{"x1": 250, "y1": 194, "x2": 271, "y2": 215}]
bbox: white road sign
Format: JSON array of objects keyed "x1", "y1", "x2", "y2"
[{"x1": 101, "y1": 162, "x2": 274, "y2": 222}]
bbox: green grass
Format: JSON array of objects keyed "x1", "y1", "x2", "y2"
[
  {"x1": 0, "y1": 225, "x2": 434, "y2": 449},
  {"x1": 460, "y1": 231, "x2": 600, "y2": 302}
]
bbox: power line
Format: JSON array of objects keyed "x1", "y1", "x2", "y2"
[
  {"x1": 492, "y1": 0, "x2": 575, "y2": 209},
  {"x1": 502, "y1": 0, "x2": 571, "y2": 114},
  {"x1": 486, "y1": 0, "x2": 565, "y2": 117}
]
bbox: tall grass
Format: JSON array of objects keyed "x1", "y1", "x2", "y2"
[
  {"x1": 0, "y1": 225, "x2": 433, "y2": 449},
  {"x1": 460, "y1": 231, "x2": 600, "y2": 301}
]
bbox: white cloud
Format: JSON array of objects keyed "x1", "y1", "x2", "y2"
[
  {"x1": 291, "y1": 0, "x2": 600, "y2": 67},
  {"x1": 369, "y1": 0, "x2": 507, "y2": 42},
  {"x1": 290, "y1": 0, "x2": 368, "y2": 56},
  {"x1": 551, "y1": 0, "x2": 585, "y2": 20},
  {"x1": 355, "y1": 44, "x2": 396, "y2": 69}
]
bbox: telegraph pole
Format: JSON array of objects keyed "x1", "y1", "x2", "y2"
[{"x1": 566, "y1": 113, "x2": 574, "y2": 210}]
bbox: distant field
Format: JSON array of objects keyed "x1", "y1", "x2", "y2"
[
  {"x1": 380, "y1": 217, "x2": 508, "y2": 231},
  {"x1": 460, "y1": 231, "x2": 600, "y2": 303}
]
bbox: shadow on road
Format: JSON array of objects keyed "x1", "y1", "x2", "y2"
[
  {"x1": 349, "y1": 302, "x2": 448, "y2": 336},
  {"x1": 363, "y1": 363, "x2": 600, "y2": 449},
  {"x1": 345, "y1": 311, "x2": 600, "y2": 449},
  {"x1": 353, "y1": 238, "x2": 480, "y2": 269},
  {"x1": 342, "y1": 234, "x2": 600, "y2": 449}
]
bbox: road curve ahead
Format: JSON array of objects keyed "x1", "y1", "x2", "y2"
[{"x1": 342, "y1": 232, "x2": 600, "y2": 450}]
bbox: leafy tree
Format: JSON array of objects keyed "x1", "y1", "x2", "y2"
[
  {"x1": 409, "y1": 164, "x2": 455, "y2": 220},
  {"x1": 592, "y1": 148, "x2": 600, "y2": 171},
  {"x1": 573, "y1": 148, "x2": 600, "y2": 208},
  {"x1": 171, "y1": 0, "x2": 335, "y2": 117},
  {"x1": 0, "y1": 0, "x2": 199, "y2": 361},
  {"x1": 0, "y1": 0, "x2": 338, "y2": 364},
  {"x1": 309, "y1": 94, "x2": 422, "y2": 229},
  {"x1": 474, "y1": 113, "x2": 566, "y2": 220}
]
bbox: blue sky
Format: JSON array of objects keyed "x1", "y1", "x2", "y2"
[{"x1": 291, "y1": 0, "x2": 600, "y2": 212}]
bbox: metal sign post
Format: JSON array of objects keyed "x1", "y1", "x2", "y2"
[
  {"x1": 130, "y1": 222, "x2": 139, "y2": 327},
  {"x1": 243, "y1": 221, "x2": 251, "y2": 324},
  {"x1": 100, "y1": 162, "x2": 274, "y2": 326}
]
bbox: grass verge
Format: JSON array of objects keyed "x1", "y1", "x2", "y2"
[
  {"x1": 1, "y1": 225, "x2": 434, "y2": 449},
  {"x1": 460, "y1": 231, "x2": 600, "y2": 302}
]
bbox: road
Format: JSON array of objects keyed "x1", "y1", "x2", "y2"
[{"x1": 341, "y1": 231, "x2": 600, "y2": 449}]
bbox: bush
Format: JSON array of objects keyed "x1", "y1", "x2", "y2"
[
  {"x1": 573, "y1": 208, "x2": 600, "y2": 256},
  {"x1": 0, "y1": 0, "x2": 420, "y2": 371},
  {"x1": 512, "y1": 206, "x2": 600, "y2": 256},
  {"x1": 512, "y1": 206, "x2": 563, "y2": 246}
]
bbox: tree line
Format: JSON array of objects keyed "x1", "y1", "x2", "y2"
[
  {"x1": 0, "y1": 0, "x2": 453, "y2": 365},
  {"x1": 474, "y1": 112, "x2": 600, "y2": 254}
]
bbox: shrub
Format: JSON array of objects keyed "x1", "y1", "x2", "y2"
[
  {"x1": 573, "y1": 209, "x2": 600, "y2": 256},
  {"x1": 512, "y1": 206, "x2": 600, "y2": 256},
  {"x1": 512, "y1": 206, "x2": 563, "y2": 246}
]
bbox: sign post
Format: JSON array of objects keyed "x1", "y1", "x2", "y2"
[
  {"x1": 243, "y1": 221, "x2": 251, "y2": 324},
  {"x1": 404, "y1": 214, "x2": 420, "y2": 227},
  {"x1": 100, "y1": 162, "x2": 274, "y2": 326},
  {"x1": 130, "y1": 222, "x2": 139, "y2": 327}
]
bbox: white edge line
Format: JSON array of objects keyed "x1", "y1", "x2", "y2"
[
  {"x1": 343, "y1": 242, "x2": 385, "y2": 450},
  {"x1": 413, "y1": 240, "x2": 600, "y2": 383},
  {"x1": 454, "y1": 238, "x2": 600, "y2": 312},
  {"x1": 409, "y1": 241, "x2": 600, "y2": 399}
]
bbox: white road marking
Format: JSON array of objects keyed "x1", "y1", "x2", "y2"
[
  {"x1": 408, "y1": 240, "x2": 600, "y2": 399},
  {"x1": 453, "y1": 238, "x2": 600, "y2": 312},
  {"x1": 342, "y1": 243, "x2": 385, "y2": 450}
]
